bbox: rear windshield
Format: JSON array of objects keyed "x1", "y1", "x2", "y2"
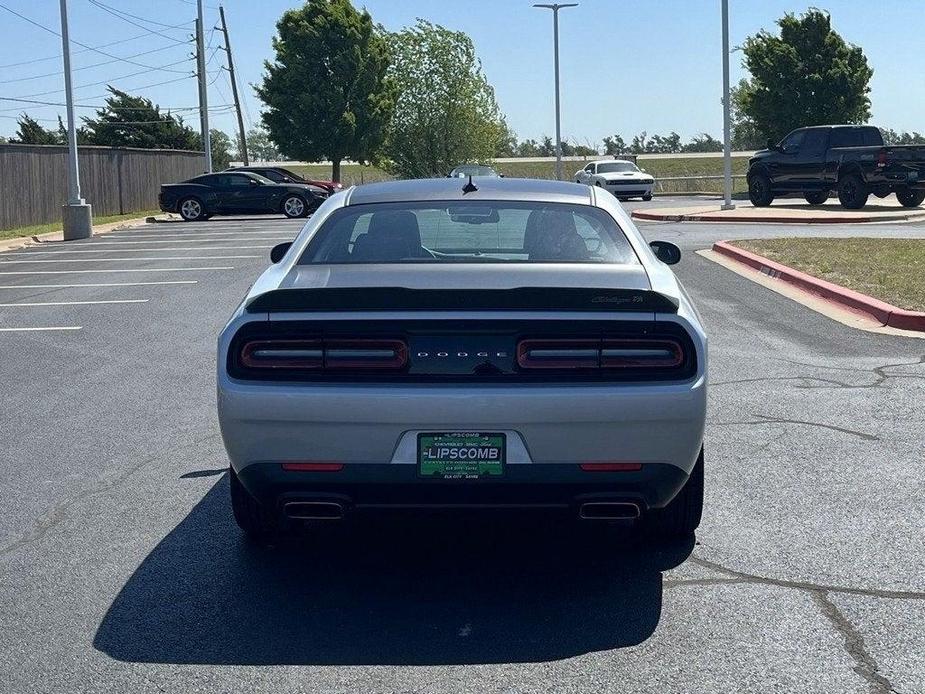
[{"x1": 299, "y1": 202, "x2": 638, "y2": 264}]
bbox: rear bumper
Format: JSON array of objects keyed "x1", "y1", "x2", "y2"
[
  {"x1": 158, "y1": 195, "x2": 178, "y2": 213},
  {"x1": 237, "y1": 460, "x2": 691, "y2": 513}
]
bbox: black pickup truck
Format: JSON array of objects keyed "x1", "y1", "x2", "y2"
[{"x1": 747, "y1": 125, "x2": 925, "y2": 209}]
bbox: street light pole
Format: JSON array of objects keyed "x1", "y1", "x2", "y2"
[
  {"x1": 59, "y1": 0, "x2": 92, "y2": 239},
  {"x1": 534, "y1": 3, "x2": 578, "y2": 181},
  {"x1": 196, "y1": 0, "x2": 212, "y2": 173},
  {"x1": 721, "y1": 0, "x2": 735, "y2": 210}
]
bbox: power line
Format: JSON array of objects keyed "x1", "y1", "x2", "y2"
[
  {"x1": 0, "y1": 95, "x2": 233, "y2": 112},
  {"x1": 0, "y1": 3, "x2": 191, "y2": 72},
  {"x1": 86, "y1": 0, "x2": 195, "y2": 40},
  {"x1": 0, "y1": 41, "x2": 193, "y2": 85}
]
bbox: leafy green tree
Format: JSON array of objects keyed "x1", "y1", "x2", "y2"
[
  {"x1": 495, "y1": 120, "x2": 518, "y2": 157},
  {"x1": 880, "y1": 128, "x2": 925, "y2": 145},
  {"x1": 537, "y1": 136, "x2": 555, "y2": 157},
  {"x1": 734, "y1": 9, "x2": 873, "y2": 144},
  {"x1": 257, "y1": 0, "x2": 395, "y2": 182},
  {"x1": 237, "y1": 126, "x2": 279, "y2": 162},
  {"x1": 603, "y1": 135, "x2": 627, "y2": 155},
  {"x1": 516, "y1": 138, "x2": 540, "y2": 157},
  {"x1": 82, "y1": 87, "x2": 199, "y2": 150},
  {"x1": 383, "y1": 19, "x2": 505, "y2": 178},
  {"x1": 681, "y1": 133, "x2": 723, "y2": 153},
  {"x1": 12, "y1": 114, "x2": 59, "y2": 145},
  {"x1": 210, "y1": 129, "x2": 233, "y2": 170}
]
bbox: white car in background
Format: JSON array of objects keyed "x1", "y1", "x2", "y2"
[{"x1": 576, "y1": 160, "x2": 655, "y2": 201}]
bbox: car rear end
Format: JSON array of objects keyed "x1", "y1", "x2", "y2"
[
  {"x1": 217, "y1": 183, "x2": 706, "y2": 532},
  {"x1": 158, "y1": 185, "x2": 182, "y2": 213},
  {"x1": 873, "y1": 145, "x2": 925, "y2": 190}
]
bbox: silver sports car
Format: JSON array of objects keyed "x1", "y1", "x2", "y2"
[{"x1": 217, "y1": 177, "x2": 707, "y2": 541}]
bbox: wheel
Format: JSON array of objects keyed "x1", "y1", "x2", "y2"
[
  {"x1": 837, "y1": 174, "x2": 870, "y2": 209},
  {"x1": 229, "y1": 465, "x2": 280, "y2": 541},
  {"x1": 803, "y1": 191, "x2": 829, "y2": 205},
  {"x1": 748, "y1": 173, "x2": 774, "y2": 206},
  {"x1": 896, "y1": 188, "x2": 925, "y2": 208},
  {"x1": 282, "y1": 195, "x2": 308, "y2": 218},
  {"x1": 178, "y1": 197, "x2": 207, "y2": 222},
  {"x1": 647, "y1": 448, "x2": 704, "y2": 539},
  {"x1": 595, "y1": 181, "x2": 602, "y2": 187},
  {"x1": 642, "y1": 193, "x2": 653, "y2": 202}
]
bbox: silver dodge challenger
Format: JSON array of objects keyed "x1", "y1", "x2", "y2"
[{"x1": 217, "y1": 177, "x2": 707, "y2": 541}]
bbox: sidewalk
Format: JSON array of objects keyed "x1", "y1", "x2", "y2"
[{"x1": 632, "y1": 198, "x2": 925, "y2": 224}]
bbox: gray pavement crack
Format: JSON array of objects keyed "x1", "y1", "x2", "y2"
[
  {"x1": 768, "y1": 355, "x2": 925, "y2": 390},
  {"x1": 708, "y1": 413, "x2": 880, "y2": 441},
  {"x1": 0, "y1": 432, "x2": 219, "y2": 566}
]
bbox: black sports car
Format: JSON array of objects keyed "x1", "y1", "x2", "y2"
[{"x1": 159, "y1": 171, "x2": 327, "y2": 222}]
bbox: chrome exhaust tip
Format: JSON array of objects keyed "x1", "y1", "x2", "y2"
[
  {"x1": 283, "y1": 501, "x2": 345, "y2": 520},
  {"x1": 578, "y1": 501, "x2": 641, "y2": 521}
]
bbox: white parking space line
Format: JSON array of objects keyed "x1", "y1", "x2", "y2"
[
  {"x1": 110, "y1": 230, "x2": 296, "y2": 237},
  {"x1": 0, "y1": 256, "x2": 260, "y2": 263},
  {"x1": 0, "y1": 281, "x2": 197, "y2": 289},
  {"x1": 0, "y1": 299, "x2": 149, "y2": 307},
  {"x1": 0, "y1": 326, "x2": 82, "y2": 332},
  {"x1": 74, "y1": 239, "x2": 286, "y2": 245},
  {"x1": 15, "y1": 246, "x2": 271, "y2": 254},
  {"x1": 0, "y1": 267, "x2": 233, "y2": 275}
]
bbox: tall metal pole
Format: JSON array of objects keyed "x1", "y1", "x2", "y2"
[
  {"x1": 196, "y1": 2, "x2": 212, "y2": 173},
  {"x1": 59, "y1": 0, "x2": 92, "y2": 239},
  {"x1": 721, "y1": 0, "x2": 735, "y2": 210},
  {"x1": 218, "y1": 6, "x2": 247, "y2": 166},
  {"x1": 534, "y1": 3, "x2": 578, "y2": 181}
]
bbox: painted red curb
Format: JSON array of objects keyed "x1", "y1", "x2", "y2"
[
  {"x1": 712, "y1": 241, "x2": 925, "y2": 332},
  {"x1": 632, "y1": 210, "x2": 925, "y2": 224}
]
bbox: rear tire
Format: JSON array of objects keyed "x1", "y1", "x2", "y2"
[
  {"x1": 896, "y1": 188, "x2": 925, "y2": 208},
  {"x1": 642, "y1": 193, "x2": 653, "y2": 202},
  {"x1": 748, "y1": 173, "x2": 774, "y2": 206},
  {"x1": 647, "y1": 448, "x2": 704, "y2": 539},
  {"x1": 837, "y1": 174, "x2": 870, "y2": 209},
  {"x1": 229, "y1": 465, "x2": 280, "y2": 542},
  {"x1": 282, "y1": 195, "x2": 308, "y2": 218},
  {"x1": 178, "y1": 197, "x2": 206, "y2": 222},
  {"x1": 803, "y1": 191, "x2": 829, "y2": 205}
]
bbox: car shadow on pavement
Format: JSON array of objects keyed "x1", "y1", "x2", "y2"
[{"x1": 94, "y1": 475, "x2": 692, "y2": 666}]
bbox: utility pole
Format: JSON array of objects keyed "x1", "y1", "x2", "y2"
[
  {"x1": 534, "y1": 3, "x2": 578, "y2": 181},
  {"x1": 59, "y1": 0, "x2": 92, "y2": 239},
  {"x1": 195, "y1": 1, "x2": 212, "y2": 173},
  {"x1": 218, "y1": 5, "x2": 247, "y2": 165},
  {"x1": 721, "y1": 0, "x2": 735, "y2": 210}
]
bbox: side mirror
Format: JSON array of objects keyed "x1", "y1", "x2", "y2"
[
  {"x1": 499, "y1": 173, "x2": 505, "y2": 178},
  {"x1": 649, "y1": 240, "x2": 681, "y2": 265},
  {"x1": 270, "y1": 241, "x2": 292, "y2": 264}
]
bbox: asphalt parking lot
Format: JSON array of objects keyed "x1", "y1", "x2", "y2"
[{"x1": 1, "y1": 199, "x2": 924, "y2": 693}]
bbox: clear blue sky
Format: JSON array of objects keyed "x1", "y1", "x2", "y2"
[{"x1": 1, "y1": 0, "x2": 923, "y2": 145}]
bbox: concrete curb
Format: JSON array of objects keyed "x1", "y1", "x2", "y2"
[
  {"x1": 632, "y1": 208, "x2": 925, "y2": 224},
  {"x1": 712, "y1": 241, "x2": 925, "y2": 332}
]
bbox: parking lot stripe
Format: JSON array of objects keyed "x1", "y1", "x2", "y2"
[
  {"x1": 0, "y1": 326, "x2": 82, "y2": 332},
  {"x1": 75, "y1": 239, "x2": 287, "y2": 245},
  {"x1": 0, "y1": 299, "x2": 149, "y2": 307},
  {"x1": 0, "y1": 256, "x2": 260, "y2": 263},
  {"x1": 0, "y1": 267, "x2": 233, "y2": 275},
  {"x1": 0, "y1": 281, "x2": 197, "y2": 288},
  {"x1": 14, "y1": 246, "x2": 270, "y2": 254}
]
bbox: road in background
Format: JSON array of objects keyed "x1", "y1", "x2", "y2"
[{"x1": 1, "y1": 210, "x2": 923, "y2": 693}]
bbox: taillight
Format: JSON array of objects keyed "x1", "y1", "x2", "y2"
[
  {"x1": 877, "y1": 151, "x2": 888, "y2": 168},
  {"x1": 517, "y1": 337, "x2": 685, "y2": 371},
  {"x1": 580, "y1": 462, "x2": 643, "y2": 472},
  {"x1": 239, "y1": 338, "x2": 407, "y2": 372}
]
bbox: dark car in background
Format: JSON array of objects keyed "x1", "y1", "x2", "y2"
[
  {"x1": 447, "y1": 164, "x2": 503, "y2": 178},
  {"x1": 159, "y1": 171, "x2": 326, "y2": 222},
  {"x1": 747, "y1": 125, "x2": 925, "y2": 209},
  {"x1": 226, "y1": 166, "x2": 343, "y2": 194}
]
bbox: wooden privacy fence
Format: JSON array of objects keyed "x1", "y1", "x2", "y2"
[{"x1": 0, "y1": 143, "x2": 204, "y2": 230}]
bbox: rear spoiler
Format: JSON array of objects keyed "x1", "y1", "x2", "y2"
[{"x1": 245, "y1": 287, "x2": 679, "y2": 313}]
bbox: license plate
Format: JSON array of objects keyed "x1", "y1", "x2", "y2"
[{"x1": 418, "y1": 433, "x2": 505, "y2": 479}]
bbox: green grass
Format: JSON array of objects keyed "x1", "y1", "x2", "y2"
[
  {"x1": 290, "y1": 155, "x2": 751, "y2": 193},
  {"x1": 729, "y1": 237, "x2": 925, "y2": 311},
  {"x1": 0, "y1": 209, "x2": 160, "y2": 241}
]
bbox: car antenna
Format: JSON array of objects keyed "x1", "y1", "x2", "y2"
[{"x1": 462, "y1": 174, "x2": 478, "y2": 194}]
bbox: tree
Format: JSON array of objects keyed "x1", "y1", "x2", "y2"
[
  {"x1": 495, "y1": 120, "x2": 518, "y2": 157},
  {"x1": 12, "y1": 114, "x2": 59, "y2": 145},
  {"x1": 681, "y1": 132, "x2": 723, "y2": 153},
  {"x1": 238, "y1": 126, "x2": 279, "y2": 162},
  {"x1": 516, "y1": 138, "x2": 540, "y2": 157},
  {"x1": 734, "y1": 9, "x2": 873, "y2": 144},
  {"x1": 257, "y1": 0, "x2": 395, "y2": 182},
  {"x1": 881, "y1": 128, "x2": 925, "y2": 145},
  {"x1": 382, "y1": 19, "x2": 506, "y2": 178},
  {"x1": 210, "y1": 129, "x2": 232, "y2": 170},
  {"x1": 603, "y1": 135, "x2": 627, "y2": 155},
  {"x1": 82, "y1": 87, "x2": 199, "y2": 150}
]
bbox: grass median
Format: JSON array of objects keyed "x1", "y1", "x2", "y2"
[
  {"x1": 730, "y1": 237, "x2": 925, "y2": 311},
  {"x1": 0, "y1": 209, "x2": 160, "y2": 242}
]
